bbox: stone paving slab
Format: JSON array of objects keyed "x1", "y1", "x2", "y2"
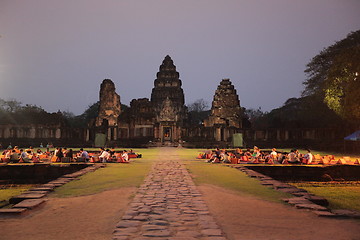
[
  {"x1": 331, "y1": 209, "x2": 360, "y2": 219},
  {"x1": 295, "y1": 203, "x2": 328, "y2": 211},
  {"x1": 307, "y1": 195, "x2": 329, "y2": 206},
  {"x1": 9, "y1": 193, "x2": 47, "y2": 204},
  {"x1": 0, "y1": 208, "x2": 28, "y2": 215},
  {"x1": 12, "y1": 199, "x2": 46, "y2": 209},
  {"x1": 28, "y1": 187, "x2": 54, "y2": 192},
  {"x1": 113, "y1": 160, "x2": 227, "y2": 239}
]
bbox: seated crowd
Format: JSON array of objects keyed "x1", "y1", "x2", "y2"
[
  {"x1": 200, "y1": 146, "x2": 317, "y2": 165},
  {"x1": 0, "y1": 145, "x2": 140, "y2": 164}
]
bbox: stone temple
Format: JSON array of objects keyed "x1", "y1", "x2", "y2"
[{"x1": 91, "y1": 55, "x2": 243, "y2": 147}]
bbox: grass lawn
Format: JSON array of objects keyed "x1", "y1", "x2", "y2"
[
  {"x1": 178, "y1": 148, "x2": 292, "y2": 202},
  {"x1": 53, "y1": 148, "x2": 158, "y2": 197},
  {"x1": 291, "y1": 182, "x2": 360, "y2": 212},
  {"x1": 0, "y1": 185, "x2": 35, "y2": 207}
]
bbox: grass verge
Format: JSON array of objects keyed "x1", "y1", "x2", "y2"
[
  {"x1": 180, "y1": 149, "x2": 291, "y2": 202},
  {"x1": 0, "y1": 185, "x2": 35, "y2": 207},
  {"x1": 52, "y1": 148, "x2": 158, "y2": 197},
  {"x1": 291, "y1": 182, "x2": 360, "y2": 211}
]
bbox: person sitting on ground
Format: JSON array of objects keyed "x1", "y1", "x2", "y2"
[
  {"x1": 121, "y1": 150, "x2": 129, "y2": 162},
  {"x1": 209, "y1": 148, "x2": 221, "y2": 163},
  {"x1": 265, "y1": 148, "x2": 278, "y2": 164},
  {"x1": 234, "y1": 148, "x2": 244, "y2": 159},
  {"x1": 20, "y1": 149, "x2": 27, "y2": 160},
  {"x1": 28, "y1": 146, "x2": 34, "y2": 154},
  {"x1": 65, "y1": 148, "x2": 74, "y2": 161},
  {"x1": 79, "y1": 148, "x2": 90, "y2": 162},
  {"x1": 302, "y1": 149, "x2": 313, "y2": 164},
  {"x1": 56, "y1": 147, "x2": 64, "y2": 162},
  {"x1": 99, "y1": 148, "x2": 110, "y2": 163},
  {"x1": 21, "y1": 149, "x2": 33, "y2": 162},
  {"x1": 287, "y1": 149, "x2": 301, "y2": 164},
  {"x1": 221, "y1": 151, "x2": 231, "y2": 163},
  {"x1": 251, "y1": 146, "x2": 261, "y2": 163},
  {"x1": 9, "y1": 149, "x2": 20, "y2": 163},
  {"x1": 2, "y1": 149, "x2": 11, "y2": 162},
  {"x1": 14, "y1": 146, "x2": 20, "y2": 153}
]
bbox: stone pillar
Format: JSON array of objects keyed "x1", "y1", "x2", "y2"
[
  {"x1": 159, "y1": 126, "x2": 163, "y2": 142},
  {"x1": 114, "y1": 127, "x2": 118, "y2": 140},
  {"x1": 86, "y1": 129, "x2": 90, "y2": 142},
  {"x1": 4, "y1": 128, "x2": 10, "y2": 138},
  {"x1": 107, "y1": 128, "x2": 112, "y2": 141},
  {"x1": 55, "y1": 129, "x2": 61, "y2": 139},
  {"x1": 215, "y1": 127, "x2": 221, "y2": 141},
  {"x1": 30, "y1": 128, "x2": 36, "y2": 139}
]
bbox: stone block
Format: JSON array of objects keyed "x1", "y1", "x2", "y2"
[
  {"x1": 9, "y1": 193, "x2": 46, "y2": 204},
  {"x1": 295, "y1": 203, "x2": 328, "y2": 211},
  {"x1": 0, "y1": 208, "x2": 28, "y2": 215},
  {"x1": 28, "y1": 187, "x2": 54, "y2": 192},
  {"x1": 313, "y1": 211, "x2": 337, "y2": 218},
  {"x1": 13, "y1": 199, "x2": 46, "y2": 209},
  {"x1": 307, "y1": 196, "x2": 329, "y2": 206},
  {"x1": 142, "y1": 230, "x2": 171, "y2": 237},
  {"x1": 331, "y1": 209, "x2": 360, "y2": 219}
]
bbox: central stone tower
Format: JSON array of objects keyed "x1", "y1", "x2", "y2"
[{"x1": 150, "y1": 55, "x2": 187, "y2": 142}]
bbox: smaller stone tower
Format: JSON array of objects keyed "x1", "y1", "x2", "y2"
[
  {"x1": 95, "y1": 79, "x2": 121, "y2": 127},
  {"x1": 204, "y1": 78, "x2": 242, "y2": 141}
]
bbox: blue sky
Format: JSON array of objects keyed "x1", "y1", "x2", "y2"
[{"x1": 1, "y1": 0, "x2": 359, "y2": 114}]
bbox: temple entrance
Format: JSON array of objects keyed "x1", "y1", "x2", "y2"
[{"x1": 163, "y1": 127, "x2": 172, "y2": 141}]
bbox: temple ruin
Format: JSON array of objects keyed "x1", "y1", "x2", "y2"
[
  {"x1": 0, "y1": 55, "x2": 352, "y2": 149},
  {"x1": 90, "y1": 55, "x2": 243, "y2": 146}
]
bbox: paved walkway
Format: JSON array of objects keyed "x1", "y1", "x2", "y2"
[{"x1": 113, "y1": 149, "x2": 227, "y2": 240}]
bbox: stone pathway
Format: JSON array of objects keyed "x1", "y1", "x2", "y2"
[{"x1": 113, "y1": 156, "x2": 227, "y2": 240}]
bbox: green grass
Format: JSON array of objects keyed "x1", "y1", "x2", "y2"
[
  {"x1": 179, "y1": 150, "x2": 291, "y2": 202},
  {"x1": 0, "y1": 185, "x2": 35, "y2": 207},
  {"x1": 291, "y1": 182, "x2": 360, "y2": 212},
  {"x1": 52, "y1": 148, "x2": 159, "y2": 197}
]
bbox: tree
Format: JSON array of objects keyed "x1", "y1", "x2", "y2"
[
  {"x1": 303, "y1": 30, "x2": 360, "y2": 123},
  {"x1": 244, "y1": 107, "x2": 265, "y2": 125},
  {"x1": 187, "y1": 99, "x2": 210, "y2": 125},
  {"x1": 0, "y1": 98, "x2": 22, "y2": 112},
  {"x1": 187, "y1": 99, "x2": 209, "y2": 112}
]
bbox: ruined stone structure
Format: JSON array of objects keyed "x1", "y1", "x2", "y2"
[
  {"x1": 150, "y1": 55, "x2": 187, "y2": 142},
  {"x1": 204, "y1": 78, "x2": 243, "y2": 141},
  {"x1": 95, "y1": 79, "x2": 121, "y2": 128},
  {"x1": 88, "y1": 56, "x2": 243, "y2": 146},
  {"x1": 1, "y1": 55, "x2": 355, "y2": 150}
]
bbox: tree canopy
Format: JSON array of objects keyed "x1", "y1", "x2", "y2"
[{"x1": 303, "y1": 30, "x2": 360, "y2": 123}]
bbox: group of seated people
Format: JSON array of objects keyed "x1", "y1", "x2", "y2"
[
  {"x1": 1, "y1": 145, "x2": 140, "y2": 164},
  {"x1": 94, "y1": 148, "x2": 131, "y2": 163},
  {"x1": 1, "y1": 146, "x2": 50, "y2": 163},
  {"x1": 53, "y1": 147, "x2": 139, "y2": 163},
  {"x1": 201, "y1": 147, "x2": 314, "y2": 165}
]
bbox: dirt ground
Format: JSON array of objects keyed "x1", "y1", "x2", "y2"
[
  {"x1": 199, "y1": 184, "x2": 360, "y2": 240},
  {"x1": 0, "y1": 187, "x2": 135, "y2": 240},
  {"x1": 1, "y1": 185, "x2": 359, "y2": 240}
]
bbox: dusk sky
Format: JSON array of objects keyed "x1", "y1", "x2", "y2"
[{"x1": 1, "y1": 0, "x2": 359, "y2": 115}]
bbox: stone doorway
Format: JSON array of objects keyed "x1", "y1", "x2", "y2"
[{"x1": 163, "y1": 127, "x2": 172, "y2": 141}]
